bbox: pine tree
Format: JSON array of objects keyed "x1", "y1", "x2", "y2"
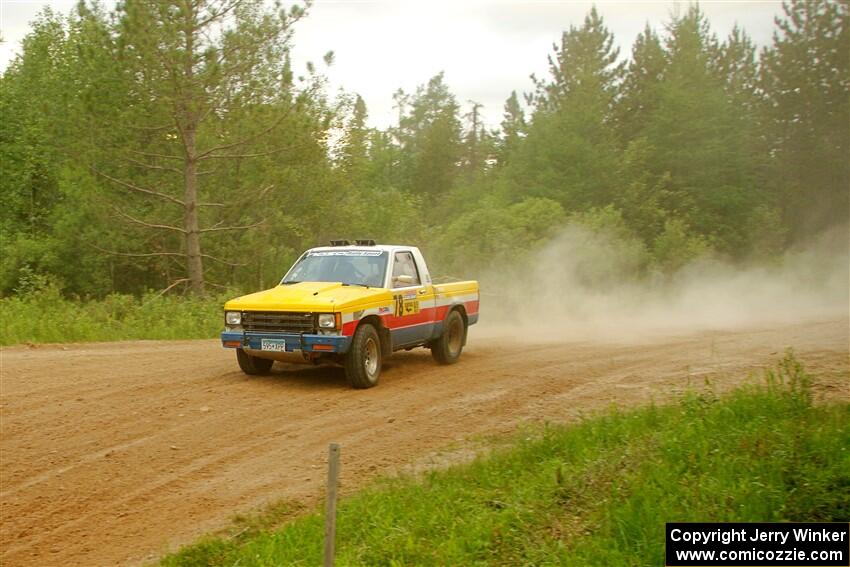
[
  {"x1": 718, "y1": 25, "x2": 760, "y2": 112},
  {"x1": 761, "y1": 0, "x2": 849, "y2": 236},
  {"x1": 89, "y1": 0, "x2": 311, "y2": 294},
  {"x1": 616, "y1": 24, "x2": 666, "y2": 143},
  {"x1": 497, "y1": 91, "x2": 526, "y2": 166},
  {"x1": 339, "y1": 94, "x2": 370, "y2": 174},
  {"x1": 0, "y1": 5, "x2": 133, "y2": 294},
  {"x1": 461, "y1": 100, "x2": 496, "y2": 176},
  {"x1": 533, "y1": 6, "x2": 623, "y2": 113},
  {"x1": 0, "y1": 9, "x2": 68, "y2": 238},
  {"x1": 510, "y1": 7, "x2": 623, "y2": 210},
  {"x1": 395, "y1": 73, "x2": 462, "y2": 199},
  {"x1": 641, "y1": 5, "x2": 763, "y2": 254}
]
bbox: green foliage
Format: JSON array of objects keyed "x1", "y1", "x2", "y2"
[
  {"x1": 616, "y1": 24, "x2": 666, "y2": 142},
  {"x1": 394, "y1": 73, "x2": 463, "y2": 204},
  {"x1": 569, "y1": 204, "x2": 636, "y2": 241},
  {"x1": 0, "y1": 288, "x2": 227, "y2": 345},
  {"x1": 533, "y1": 6, "x2": 623, "y2": 112},
  {"x1": 652, "y1": 218, "x2": 712, "y2": 272},
  {"x1": 160, "y1": 354, "x2": 849, "y2": 566},
  {"x1": 761, "y1": 0, "x2": 849, "y2": 236},
  {"x1": 744, "y1": 205, "x2": 788, "y2": 259},
  {"x1": 430, "y1": 197, "x2": 566, "y2": 276},
  {"x1": 1, "y1": 0, "x2": 331, "y2": 298},
  {"x1": 613, "y1": 138, "x2": 676, "y2": 245},
  {"x1": 636, "y1": 6, "x2": 764, "y2": 256},
  {"x1": 510, "y1": 8, "x2": 622, "y2": 211},
  {"x1": 560, "y1": 205, "x2": 652, "y2": 285},
  {"x1": 1, "y1": 1, "x2": 846, "y2": 306},
  {"x1": 496, "y1": 91, "x2": 526, "y2": 165}
]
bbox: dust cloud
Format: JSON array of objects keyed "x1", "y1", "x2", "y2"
[{"x1": 477, "y1": 225, "x2": 849, "y2": 343}]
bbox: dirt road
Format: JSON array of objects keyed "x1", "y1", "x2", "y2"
[{"x1": 1, "y1": 319, "x2": 847, "y2": 566}]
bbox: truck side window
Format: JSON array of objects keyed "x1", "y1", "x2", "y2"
[{"x1": 392, "y1": 251, "x2": 421, "y2": 287}]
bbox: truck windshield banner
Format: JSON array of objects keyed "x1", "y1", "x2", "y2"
[{"x1": 308, "y1": 251, "x2": 384, "y2": 257}]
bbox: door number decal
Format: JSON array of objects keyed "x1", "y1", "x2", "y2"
[{"x1": 393, "y1": 294, "x2": 420, "y2": 316}]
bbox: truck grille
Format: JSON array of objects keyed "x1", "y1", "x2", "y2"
[{"x1": 242, "y1": 311, "x2": 314, "y2": 333}]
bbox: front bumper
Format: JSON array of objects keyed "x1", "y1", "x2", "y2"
[{"x1": 221, "y1": 331, "x2": 351, "y2": 354}]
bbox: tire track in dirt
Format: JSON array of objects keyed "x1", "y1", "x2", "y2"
[{"x1": 1, "y1": 319, "x2": 847, "y2": 566}]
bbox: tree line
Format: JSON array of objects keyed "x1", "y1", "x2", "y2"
[{"x1": 1, "y1": 0, "x2": 847, "y2": 297}]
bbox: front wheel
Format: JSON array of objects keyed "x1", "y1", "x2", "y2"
[
  {"x1": 344, "y1": 323, "x2": 382, "y2": 389},
  {"x1": 236, "y1": 348, "x2": 274, "y2": 375},
  {"x1": 431, "y1": 309, "x2": 466, "y2": 365}
]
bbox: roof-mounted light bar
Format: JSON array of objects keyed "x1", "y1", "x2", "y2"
[{"x1": 329, "y1": 239, "x2": 376, "y2": 247}]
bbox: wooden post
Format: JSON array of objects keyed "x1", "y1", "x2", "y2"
[{"x1": 323, "y1": 443, "x2": 341, "y2": 567}]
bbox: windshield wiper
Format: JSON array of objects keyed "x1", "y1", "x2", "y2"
[
  {"x1": 281, "y1": 280, "x2": 301, "y2": 285},
  {"x1": 341, "y1": 282, "x2": 370, "y2": 289}
]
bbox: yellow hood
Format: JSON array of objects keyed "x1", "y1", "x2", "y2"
[{"x1": 224, "y1": 281, "x2": 390, "y2": 312}]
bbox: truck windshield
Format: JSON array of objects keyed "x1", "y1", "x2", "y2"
[{"x1": 282, "y1": 250, "x2": 388, "y2": 288}]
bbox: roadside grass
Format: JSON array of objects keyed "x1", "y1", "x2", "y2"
[
  {"x1": 160, "y1": 352, "x2": 850, "y2": 566},
  {"x1": 0, "y1": 287, "x2": 226, "y2": 345}
]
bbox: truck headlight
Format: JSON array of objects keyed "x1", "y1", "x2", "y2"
[
  {"x1": 318, "y1": 313, "x2": 336, "y2": 329},
  {"x1": 225, "y1": 311, "x2": 242, "y2": 326}
]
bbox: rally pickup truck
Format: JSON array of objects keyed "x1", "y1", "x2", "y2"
[{"x1": 221, "y1": 240, "x2": 479, "y2": 388}]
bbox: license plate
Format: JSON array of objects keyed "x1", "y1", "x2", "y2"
[{"x1": 260, "y1": 339, "x2": 286, "y2": 352}]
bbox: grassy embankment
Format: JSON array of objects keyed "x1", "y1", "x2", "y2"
[
  {"x1": 0, "y1": 288, "x2": 226, "y2": 346},
  {"x1": 161, "y1": 353, "x2": 849, "y2": 566}
]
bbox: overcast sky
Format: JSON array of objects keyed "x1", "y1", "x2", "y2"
[{"x1": 0, "y1": 0, "x2": 784, "y2": 129}]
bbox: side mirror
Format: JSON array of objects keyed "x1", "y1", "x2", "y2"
[{"x1": 394, "y1": 274, "x2": 416, "y2": 286}]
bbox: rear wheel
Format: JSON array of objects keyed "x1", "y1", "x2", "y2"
[
  {"x1": 236, "y1": 348, "x2": 274, "y2": 375},
  {"x1": 344, "y1": 323, "x2": 382, "y2": 389},
  {"x1": 431, "y1": 309, "x2": 466, "y2": 364}
]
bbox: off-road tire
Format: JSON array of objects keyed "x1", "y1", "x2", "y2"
[
  {"x1": 431, "y1": 309, "x2": 466, "y2": 365},
  {"x1": 344, "y1": 323, "x2": 382, "y2": 389},
  {"x1": 236, "y1": 348, "x2": 274, "y2": 375}
]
